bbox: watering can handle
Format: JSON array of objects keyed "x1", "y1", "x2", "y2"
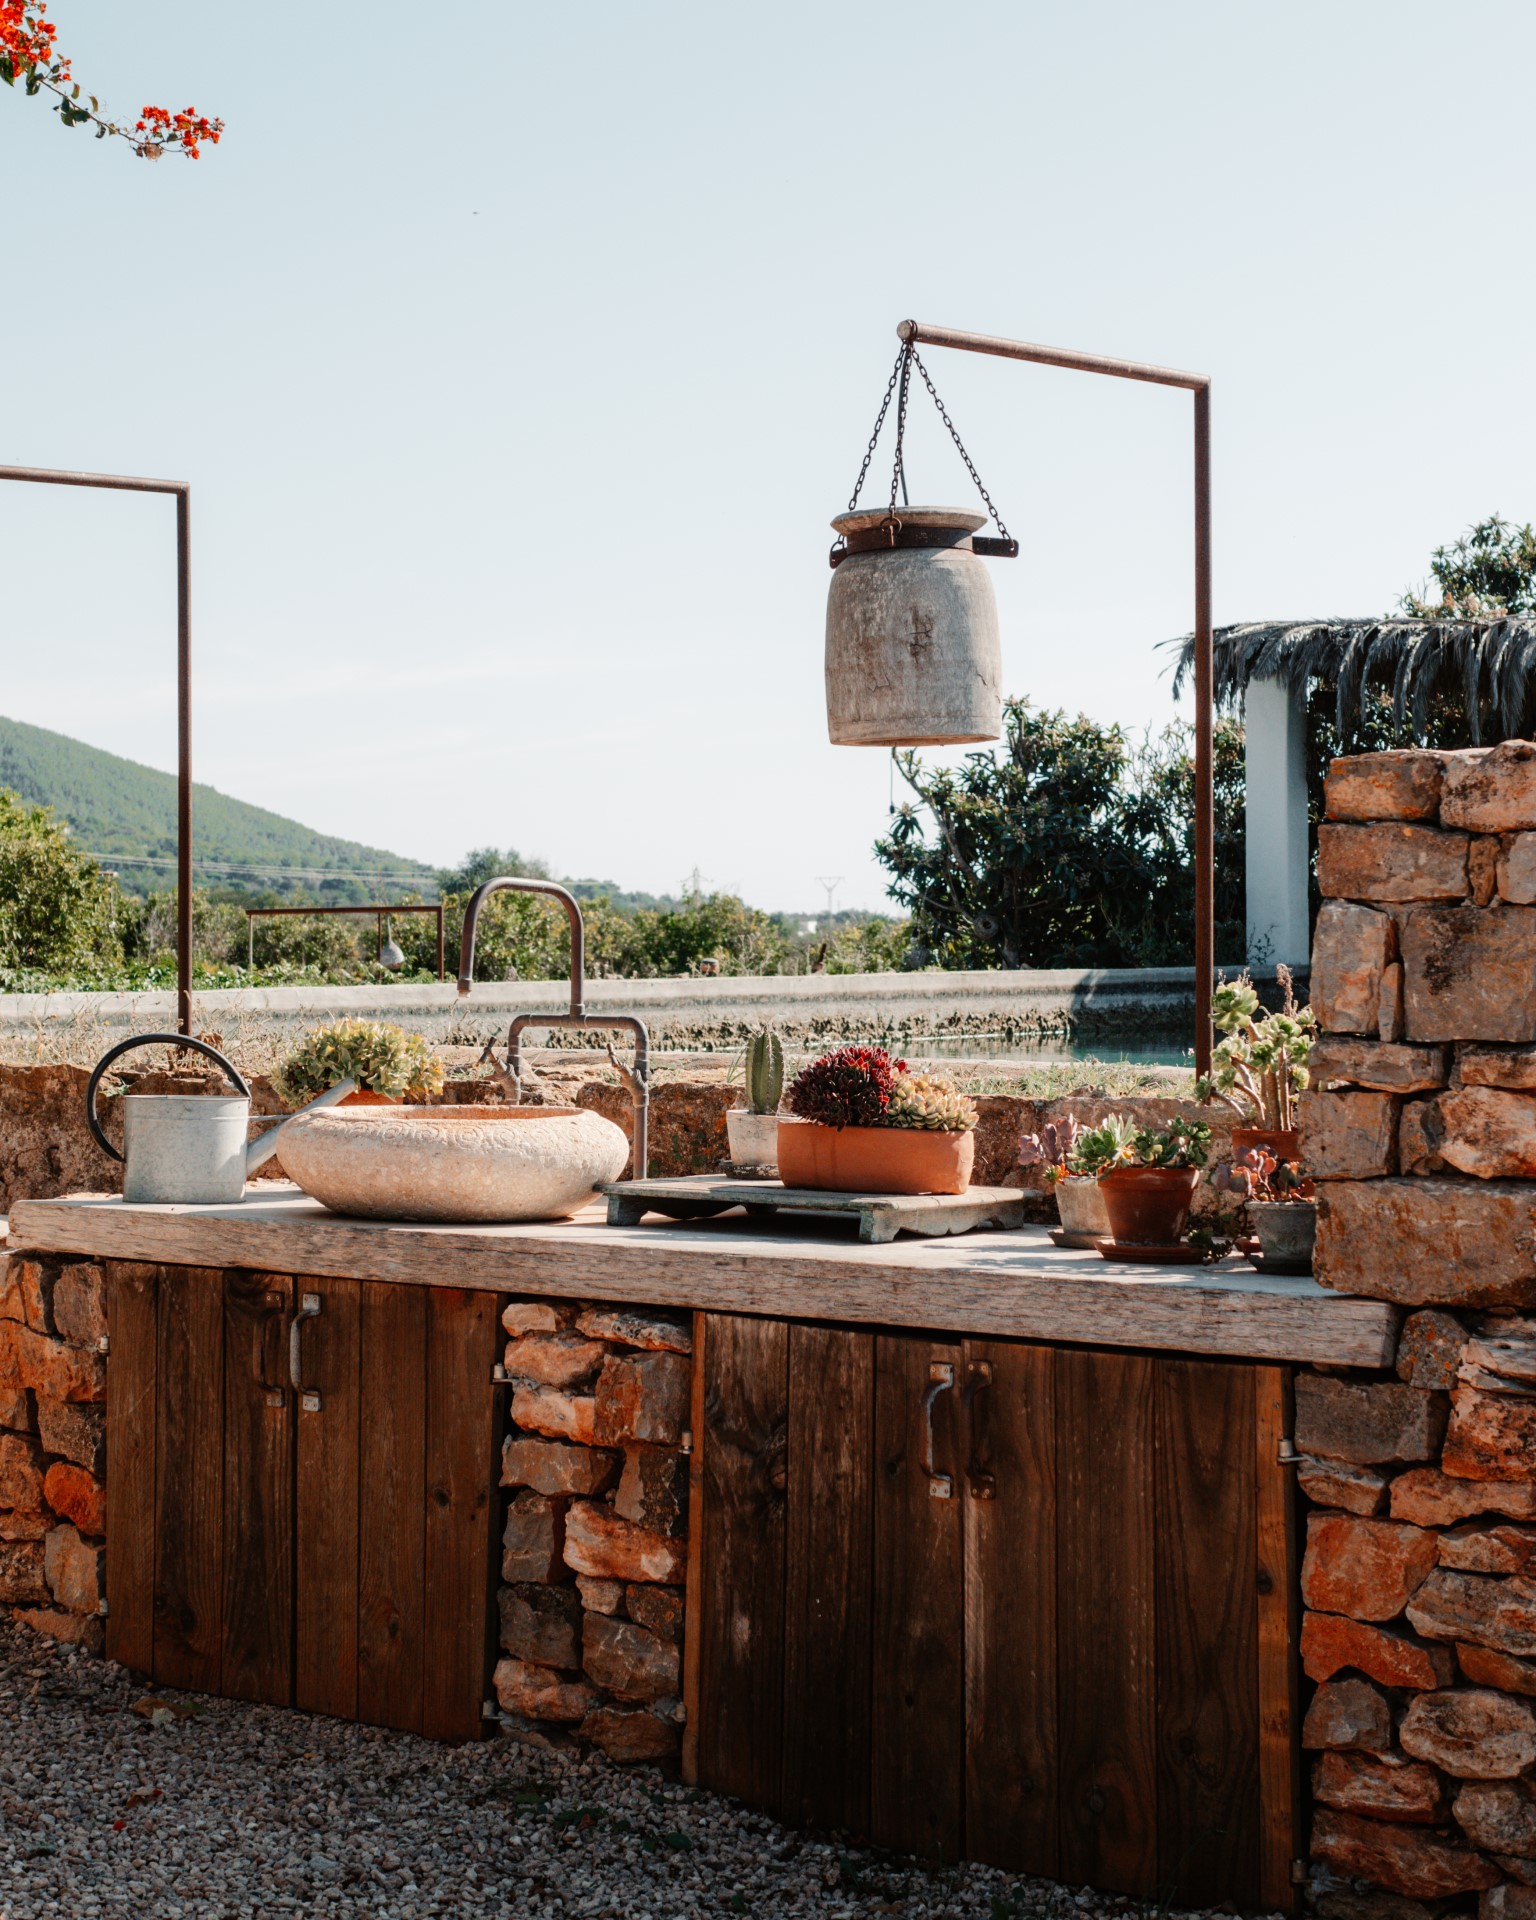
[{"x1": 85, "y1": 1033, "x2": 252, "y2": 1164}]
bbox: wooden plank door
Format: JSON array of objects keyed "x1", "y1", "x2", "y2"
[
  {"x1": 221, "y1": 1270, "x2": 295, "y2": 1704},
  {"x1": 296, "y1": 1275, "x2": 361, "y2": 1721},
  {"x1": 152, "y1": 1265, "x2": 226, "y2": 1694},
  {"x1": 104, "y1": 1261, "x2": 158, "y2": 1676}
]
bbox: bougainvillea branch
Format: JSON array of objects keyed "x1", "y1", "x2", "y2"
[{"x1": 0, "y1": 1, "x2": 221, "y2": 157}]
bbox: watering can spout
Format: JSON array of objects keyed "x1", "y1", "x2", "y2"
[{"x1": 245, "y1": 1078, "x2": 357, "y2": 1173}]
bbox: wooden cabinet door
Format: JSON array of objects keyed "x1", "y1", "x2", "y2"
[{"x1": 105, "y1": 1264, "x2": 501, "y2": 1743}]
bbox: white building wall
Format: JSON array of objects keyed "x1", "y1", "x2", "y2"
[{"x1": 1244, "y1": 674, "x2": 1311, "y2": 967}]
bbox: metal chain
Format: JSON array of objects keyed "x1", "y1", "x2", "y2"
[
  {"x1": 888, "y1": 342, "x2": 914, "y2": 516},
  {"x1": 845, "y1": 345, "x2": 908, "y2": 513},
  {"x1": 908, "y1": 345, "x2": 1013, "y2": 543}
]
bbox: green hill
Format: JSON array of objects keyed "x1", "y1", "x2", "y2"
[{"x1": 0, "y1": 714, "x2": 435, "y2": 903}]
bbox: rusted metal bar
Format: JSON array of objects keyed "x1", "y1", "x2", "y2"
[
  {"x1": 0, "y1": 462, "x2": 194, "y2": 1035},
  {"x1": 436, "y1": 903, "x2": 445, "y2": 983},
  {"x1": 892, "y1": 322, "x2": 1217, "y2": 1077},
  {"x1": 242, "y1": 902, "x2": 448, "y2": 980}
]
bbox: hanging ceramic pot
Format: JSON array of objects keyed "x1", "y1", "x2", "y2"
[{"x1": 825, "y1": 505, "x2": 1004, "y2": 746}]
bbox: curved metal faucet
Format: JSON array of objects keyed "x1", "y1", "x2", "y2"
[{"x1": 457, "y1": 877, "x2": 649, "y2": 1180}]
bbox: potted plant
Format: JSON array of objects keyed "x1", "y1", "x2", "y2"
[
  {"x1": 1196, "y1": 966, "x2": 1316, "y2": 1162},
  {"x1": 1072, "y1": 1114, "x2": 1211, "y2": 1248},
  {"x1": 776, "y1": 1045, "x2": 977, "y2": 1195},
  {"x1": 280, "y1": 1019, "x2": 445, "y2": 1108},
  {"x1": 727, "y1": 1027, "x2": 784, "y2": 1171},
  {"x1": 1017, "y1": 1117, "x2": 1109, "y2": 1246},
  {"x1": 1211, "y1": 1145, "x2": 1317, "y2": 1274}
]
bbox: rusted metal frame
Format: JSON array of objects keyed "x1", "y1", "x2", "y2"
[
  {"x1": 894, "y1": 322, "x2": 1216, "y2": 1075},
  {"x1": 456, "y1": 876, "x2": 651, "y2": 1178},
  {"x1": 0, "y1": 462, "x2": 194, "y2": 1035},
  {"x1": 243, "y1": 901, "x2": 447, "y2": 980}
]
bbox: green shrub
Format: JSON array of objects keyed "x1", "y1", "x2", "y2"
[{"x1": 279, "y1": 1019, "x2": 444, "y2": 1103}]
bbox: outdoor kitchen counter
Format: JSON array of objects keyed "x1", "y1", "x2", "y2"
[{"x1": 9, "y1": 1185, "x2": 1396, "y2": 1365}]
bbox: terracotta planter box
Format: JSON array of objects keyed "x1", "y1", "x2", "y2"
[{"x1": 775, "y1": 1118, "x2": 973, "y2": 1195}]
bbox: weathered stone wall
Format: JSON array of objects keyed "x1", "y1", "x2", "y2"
[
  {"x1": 0, "y1": 1250, "x2": 106, "y2": 1652},
  {"x1": 491, "y1": 1298, "x2": 691, "y2": 1764},
  {"x1": 1304, "y1": 743, "x2": 1536, "y2": 1920}
]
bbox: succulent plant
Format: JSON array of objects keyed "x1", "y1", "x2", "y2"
[
  {"x1": 743, "y1": 1027, "x2": 784, "y2": 1116},
  {"x1": 786, "y1": 1046, "x2": 904, "y2": 1130},
  {"x1": 279, "y1": 1018, "x2": 444, "y2": 1105},
  {"x1": 884, "y1": 1072, "x2": 978, "y2": 1134},
  {"x1": 1070, "y1": 1113, "x2": 1211, "y2": 1175},
  {"x1": 1196, "y1": 964, "x2": 1317, "y2": 1131},
  {"x1": 1211, "y1": 1145, "x2": 1313, "y2": 1205},
  {"x1": 1017, "y1": 1116, "x2": 1086, "y2": 1182}
]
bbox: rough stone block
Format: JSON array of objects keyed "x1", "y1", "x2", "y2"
[
  {"x1": 614, "y1": 1448, "x2": 689, "y2": 1537},
  {"x1": 1302, "y1": 1676, "x2": 1394, "y2": 1752},
  {"x1": 1442, "y1": 743, "x2": 1536, "y2": 832},
  {"x1": 0, "y1": 1324, "x2": 105, "y2": 1404},
  {"x1": 500, "y1": 1435, "x2": 619, "y2": 1499},
  {"x1": 42, "y1": 1462, "x2": 103, "y2": 1537},
  {"x1": 0, "y1": 1541, "x2": 48, "y2": 1605},
  {"x1": 1463, "y1": 1334, "x2": 1536, "y2": 1387},
  {"x1": 1444, "y1": 1387, "x2": 1536, "y2": 1481},
  {"x1": 1381, "y1": 963, "x2": 1407, "y2": 1042},
  {"x1": 501, "y1": 1490, "x2": 568, "y2": 1585},
  {"x1": 1401, "y1": 1689, "x2": 1536, "y2": 1779},
  {"x1": 1301, "y1": 1610, "x2": 1456, "y2": 1688},
  {"x1": 582, "y1": 1611, "x2": 679, "y2": 1701},
  {"x1": 625, "y1": 1583, "x2": 684, "y2": 1641},
  {"x1": 1408, "y1": 1569, "x2": 1536, "y2": 1657},
  {"x1": 1483, "y1": 1887, "x2": 1536, "y2": 1920},
  {"x1": 1313, "y1": 903, "x2": 1400, "y2": 1034},
  {"x1": 16, "y1": 1605, "x2": 102, "y2": 1653},
  {"x1": 1462, "y1": 1050, "x2": 1536, "y2": 1092},
  {"x1": 499, "y1": 1583, "x2": 582, "y2": 1669},
  {"x1": 43, "y1": 1524, "x2": 101, "y2": 1614},
  {"x1": 1393, "y1": 1468, "x2": 1536, "y2": 1527},
  {"x1": 575, "y1": 1576, "x2": 624, "y2": 1615},
  {"x1": 592, "y1": 1352, "x2": 690, "y2": 1448},
  {"x1": 1471, "y1": 836, "x2": 1502, "y2": 907},
  {"x1": 1441, "y1": 1524, "x2": 1536, "y2": 1576},
  {"x1": 1310, "y1": 1039, "x2": 1452, "y2": 1094},
  {"x1": 576, "y1": 1705, "x2": 679, "y2": 1762},
  {"x1": 1302, "y1": 1091, "x2": 1401, "y2": 1180},
  {"x1": 575, "y1": 1307, "x2": 691, "y2": 1354},
  {"x1": 1403, "y1": 907, "x2": 1536, "y2": 1044},
  {"x1": 1401, "y1": 1102, "x2": 1448, "y2": 1175},
  {"x1": 1499, "y1": 835, "x2": 1536, "y2": 905},
  {"x1": 1313, "y1": 1750, "x2": 1450, "y2": 1824},
  {"x1": 503, "y1": 1333, "x2": 608, "y2": 1390},
  {"x1": 1302, "y1": 1513, "x2": 1440, "y2": 1619},
  {"x1": 1459, "y1": 1643, "x2": 1536, "y2": 1697},
  {"x1": 563, "y1": 1502, "x2": 687, "y2": 1585},
  {"x1": 492, "y1": 1655, "x2": 597, "y2": 1724},
  {"x1": 509, "y1": 1384, "x2": 597, "y2": 1447},
  {"x1": 1311, "y1": 1808, "x2": 1499, "y2": 1898},
  {"x1": 0, "y1": 1257, "x2": 21, "y2": 1326},
  {"x1": 0, "y1": 1511, "x2": 49, "y2": 1541},
  {"x1": 1296, "y1": 1373, "x2": 1448, "y2": 1465},
  {"x1": 1398, "y1": 1311, "x2": 1471, "y2": 1390},
  {"x1": 51, "y1": 1265, "x2": 106, "y2": 1350},
  {"x1": 1300, "y1": 1457, "x2": 1391, "y2": 1515},
  {"x1": 0, "y1": 1387, "x2": 33, "y2": 1434},
  {"x1": 0, "y1": 1432, "x2": 46, "y2": 1511},
  {"x1": 1317, "y1": 1892, "x2": 1471, "y2": 1920},
  {"x1": 1317, "y1": 824, "x2": 1469, "y2": 902},
  {"x1": 33, "y1": 1398, "x2": 103, "y2": 1476},
  {"x1": 1455, "y1": 1780, "x2": 1536, "y2": 1857},
  {"x1": 501, "y1": 1300, "x2": 579, "y2": 1336},
  {"x1": 1315, "y1": 1180, "x2": 1536, "y2": 1310},
  {"x1": 1431, "y1": 1089, "x2": 1536, "y2": 1180},
  {"x1": 1493, "y1": 1858, "x2": 1536, "y2": 1888},
  {"x1": 12, "y1": 1261, "x2": 54, "y2": 1336},
  {"x1": 1327, "y1": 752, "x2": 1452, "y2": 824}
]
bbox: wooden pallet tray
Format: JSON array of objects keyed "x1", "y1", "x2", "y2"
[{"x1": 602, "y1": 1175, "x2": 1026, "y2": 1245}]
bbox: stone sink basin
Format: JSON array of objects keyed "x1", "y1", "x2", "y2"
[{"x1": 275, "y1": 1104, "x2": 629, "y2": 1223}]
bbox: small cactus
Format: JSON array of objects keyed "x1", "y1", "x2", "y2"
[{"x1": 744, "y1": 1027, "x2": 784, "y2": 1115}]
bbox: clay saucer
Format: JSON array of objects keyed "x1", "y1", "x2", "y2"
[{"x1": 1094, "y1": 1238, "x2": 1198, "y2": 1265}]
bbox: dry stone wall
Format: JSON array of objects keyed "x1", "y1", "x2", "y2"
[{"x1": 1304, "y1": 743, "x2": 1536, "y2": 1920}]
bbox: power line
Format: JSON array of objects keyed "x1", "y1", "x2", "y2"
[{"x1": 86, "y1": 852, "x2": 434, "y2": 885}]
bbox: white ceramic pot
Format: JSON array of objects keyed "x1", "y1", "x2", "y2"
[
  {"x1": 1053, "y1": 1175, "x2": 1110, "y2": 1245},
  {"x1": 726, "y1": 1108, "x2": 780, "y2": 1171},
  {"x1": 276, "y1": 1104, "x2": 629, "y2": 1223}
]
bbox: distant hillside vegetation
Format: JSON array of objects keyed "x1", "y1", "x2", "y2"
[{"x1": 0, "y1": 715, "x2": 434, "y2": 903}]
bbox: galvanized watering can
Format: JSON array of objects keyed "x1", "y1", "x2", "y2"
[{"x1": 86, "y1": 1033, "x2": 356, "y2": 1205}]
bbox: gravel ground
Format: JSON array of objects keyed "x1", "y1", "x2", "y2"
[{"x1": 0, "y1": 1617, "x2": 1231, "y2": 1920}]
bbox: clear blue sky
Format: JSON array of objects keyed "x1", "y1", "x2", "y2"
[{"x1": 4, "y1": 0, "x2": 1533, "y2": 912}]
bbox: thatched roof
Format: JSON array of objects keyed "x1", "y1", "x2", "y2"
[{"x1": 1168, "y1": 617, "x2": 1536, "y2": 743}]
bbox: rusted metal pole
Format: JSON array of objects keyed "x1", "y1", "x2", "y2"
[
  {"x1": 0, "y1": 463, "x2": 195, "y2": 1036},
  {"x1": 436, "y1": 903, "x2": 445, "y2": 983},
  {"x1": 243, "y1": 902, "x2": 448, "y2": 980},
  {"x1": 895, "y1": 322, "x2": 1216, "y2": 1076}
]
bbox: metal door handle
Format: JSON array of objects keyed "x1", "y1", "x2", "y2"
[
  {"x1": 258, "y1": 1290, "x2": 287, "y2": 1409},
  {"x1": 290, "y1": 1292, "x2": 322, "y2": 1410},
  {"x1": 922, "y1": 1361, "x2": 955, "y2": 1499},
  {"x1": 963, "y1": 1360, "x2": 996, "y2": 1500}
]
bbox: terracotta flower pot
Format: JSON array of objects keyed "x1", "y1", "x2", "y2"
[
  {"x1": 1232, "y1": 1126, "x2": 1300, "y2": 1165},
  {"x1": 1097, "y1": 1166, "x2": 1201, "y2": 1246},
  {"x1": 775, "y1": 1119, "x2": 973, "y2": 1195},
  {"x1": 338, "y1": 1087, "x2": 399, "y2": 1108}
]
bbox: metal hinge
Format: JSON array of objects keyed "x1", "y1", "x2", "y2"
[
  {"x1": 97, "y1": 1597, "x2": 109, "y2": 1618},
  {"x1": 491, "y1": 1363, "x2": 509, "y2": 1386},
  {"x1": 679, "y1": 1429, "x2": 693, "y2": 1456},
  {"x1": 482, "y1": 1698, "x2": 500, "y2": 1723},
  {"x1": 1291, "y1": 1860, "x2": 1310, "y2": 1886},
  {"x1": 1277, "y1": 1438, "x2": 1301, "y2": 1465},
  {"x1": 97, "y1": 1335, "x2": 109, "y2": 1356}
]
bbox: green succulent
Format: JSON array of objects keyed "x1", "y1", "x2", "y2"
[
  {"x1": 1069, "y1": 1113, "x2": 1210, "y2": 1174},
  {"x1": 1196, "y1": 963, "x2": 1316, "y2": 1131},
  {"x1": 279, "y1": 1018, "x2": 444, "y2": 1104},
  {"x1": 884, "y1": 1072, "x2": 978, "y2": 1133}
]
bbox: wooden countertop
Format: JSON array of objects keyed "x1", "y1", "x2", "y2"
[{"x1": 8, "y1": 1187, "x2": 1398, "y2": 1367}]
